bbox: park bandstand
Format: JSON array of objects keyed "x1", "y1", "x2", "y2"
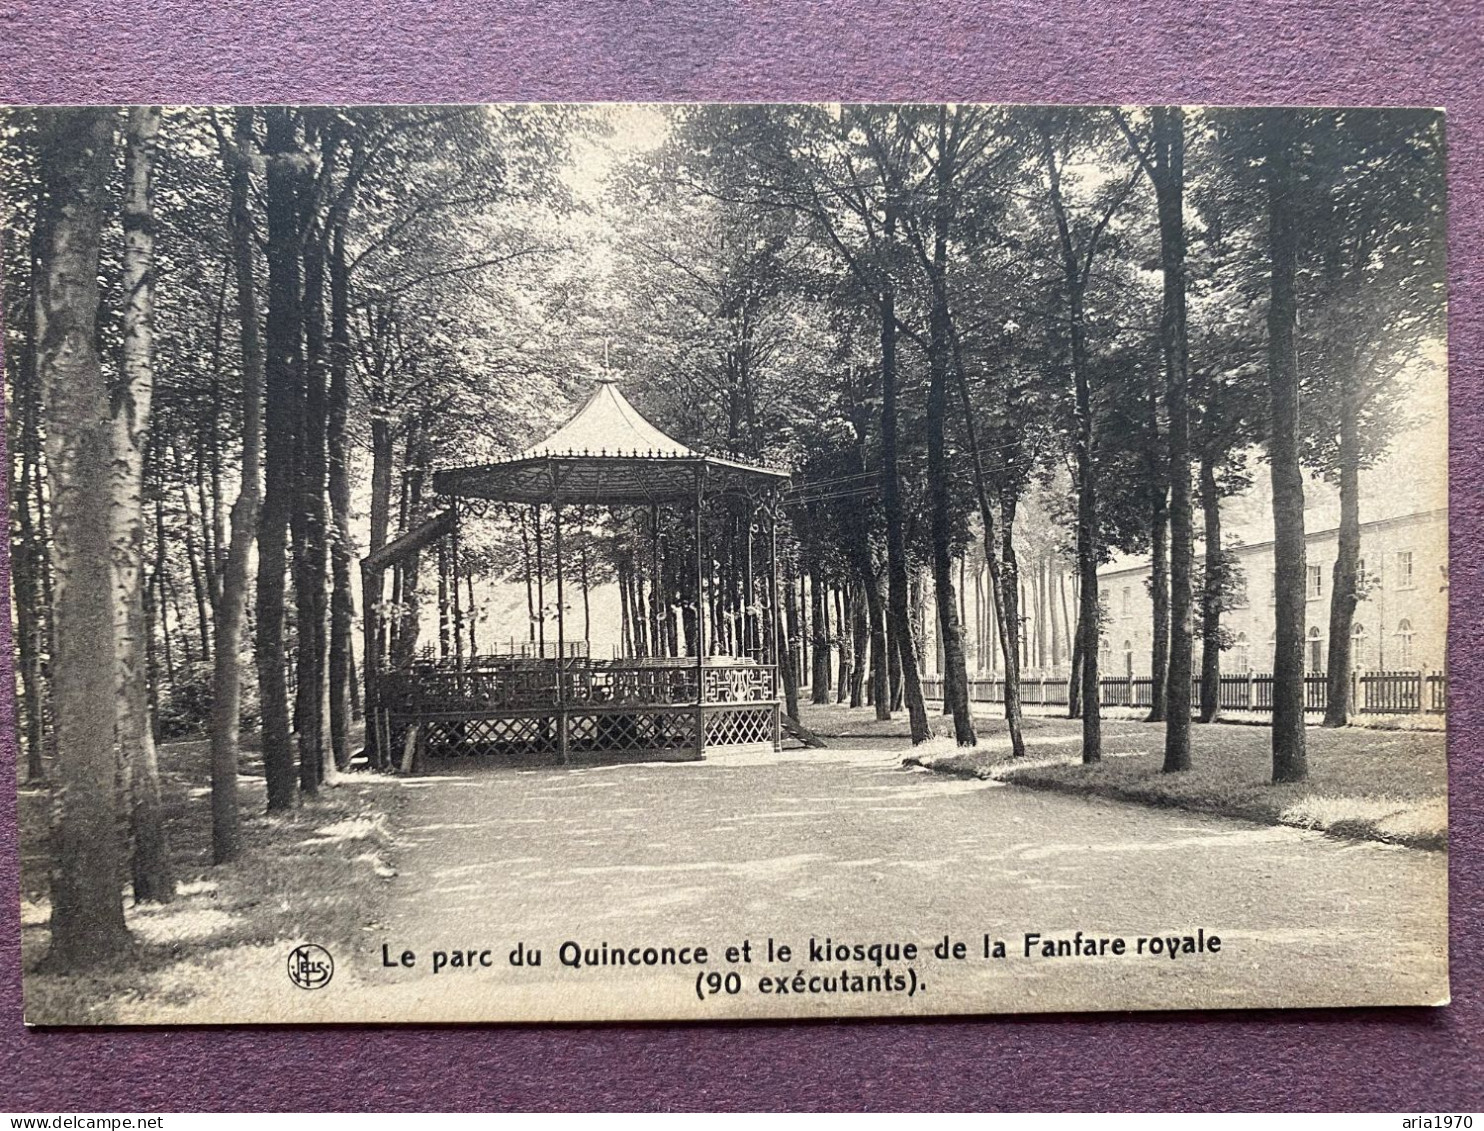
[{"x1": 360, "y1": 376, "x2": 792, "y2": 770}]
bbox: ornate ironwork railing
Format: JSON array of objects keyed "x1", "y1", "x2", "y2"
[
  {"x1": 373, "y1": 654, "x2": 780, "y2": 765},
  {"x1": 914, "y1": 670, "x2": 1447, "y2": 715},
  {"x1": 380, "y1": 655, "x2": 777, "y2": 716}
]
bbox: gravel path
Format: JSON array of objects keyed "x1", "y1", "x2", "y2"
[{"x1": 316, "y1": 741, "x2": 1448, "y2": 1022}]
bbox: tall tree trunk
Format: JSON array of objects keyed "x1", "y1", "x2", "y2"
[
  {"x1": 865, "y1": 567, "x2": 890, "y2": 720},
  {"x1": 958, "y1": 556, "x2": 970, "y2": 672},
  {"x1": 1045, "y1": 557, "x2": 1061, "y2": 669},
  {"x1": 1071, "y1": 282, "x2": 1101, "y2": 765},
  {"x1": 153, "y1": 492, "x2": 177, "y2": 685},
  {"x1": 1033, "y1": 555, "x2": 1049, "y2": 672},
  {"x1": 780, "y1": 556, "x2": 801, "y2": 721},
  {"x1": 175, "y1": 450, "x2": 213, "y2": 664},
  {"x1": 256, "y1": 106, "x2": 303, "y2": 812},
  {"x1": 949, "y1": 332, "x2": 1025, "y2": 756},
  {"x1": 194, "y1": 439, "x2": 220, "y2": 616},
  {"x1": 31, "y1": 376, "x2": 59, "y2": 639},
  {"x1": 1068, "y1": 604, "x2": 1084, "y2": 719},
  {"x1": 203, "y1": 262, "x2": 229, "y2": 608},
  {"x1": 293, "y1": 133, "x2": 331, "y2": 794},
  {"x1": 533, "y1": 503, "x2": 547, "y2": 654},
  {"x1": 1156, "y1": 107, "x2": 1194, "y2": 773},
  {"x1": 1199, "y1": 452, "x2": 1225, "y2": 723},
  {"x1": 922, "y1": 113, "x2": 974, "y2": 738},
  {"x1": 37, "y1": 107, "x2": 134, "y2": 967},
  {"x1": 12, "y1": 403, "x2": 47, "y2": 783},
  {"x1": 210, "y1": 107, "x2": 265, "y2": 862},
  {"x1": 880, "y1": 207, "x2": 930, "y2": 743},
  {"x1": 1044, "y1": 135, "x2": 1102, "y2": 764},
  {"x1": 1056, "y1": 564, "x2": 1068, "y2": 670},
  {"x1": 801, "y1": 560, "x2": 815, "y2": 693},
  {"x1": 850, "y1": 581, "x2": 868, "y2": 708},
  {"x1": 391, "y1": 432, "x2": 427, "y2": 668},
  {"x1": 835, "y1": 584, "x2": 851, "y2": 704},
  {"x1": 327, "y1": 217, "x2": 355, "y2": 769},
  {"x1": 678, "y1": 527, "x2": 697, "y2": 656},
  {"x1": 925, "y1": 117, "x2": 974, "y2": 745},
  {"x1": 112, "y1": 105, "x2": 175, "y2": 904},
  {"x1": 809, "y1": 561, "x2": 830, "y2": 703},
  {"x1": 521, "y1": 507, "x2": 537, "y2": 645},
  {"x1": 12, "y1": 183, "x2": 49, "y2": 782},
  {"x1": 973, "y1": 567, "x2": 985, "y2": 672},
  {"x1": 617, "y1": 552, "x2": 632, "y2": 656},
  {"x1": 364, "y1": 409, "x2": 394, "y2": 750},
  {"x1": 998, "y1": 490, "x2": 1028, "y2": 755},
  {"x1": 1323, "y1": 369, "x2": 1363, "y2": 726},
  {"x1": 631, "y1": 551, "x2": 648, "y2": 657},
  {"x1": 1146, "y1": 478, "x2": 1170, "y2": 721},
  {"x1": 1017, "y1": 576, "x2": 1030, "y2": 676},
  {"x1": 368, "y1": 413, "x2": 395, "y2": 558},
  {"x1": 1264, "y1": 111, "x2": 1309, "y2": 784},
  {"x1": 990, "y1": 567, "x2": 1001, "y2": 675},
  {"x1": 465, "y1": 567, "x2": 479, "y2": 658},
  {"x1": 655, "y1": 504, "x2": 667, "y2": 656},
  {"x1": 389, "y1": 457, "x2": 410, "y2": 661},
  {"x1": 887, "y1": 604, "x2": 904, "y2": 711}
]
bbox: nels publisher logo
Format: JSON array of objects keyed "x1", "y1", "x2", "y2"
[{"x1": 287, "y1": 944, "x2": 334, "y2": 990}]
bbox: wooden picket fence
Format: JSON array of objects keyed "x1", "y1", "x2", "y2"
[{"x1": 916, "y1": 670, "x2": 1446, "y2": 715}]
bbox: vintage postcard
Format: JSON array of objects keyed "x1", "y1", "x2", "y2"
[{"x1": 4, "y1": 103, "x2": 1448, "y2": 1025}]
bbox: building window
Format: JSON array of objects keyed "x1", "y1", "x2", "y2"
[
  {"x1": 1098, "y1": 637, "x2": 1112, "y2": 673},
  {"x1": 1307, "y1": 564, "x2": 1323, "y2": 600},
  {"x1": 1307, "y1": 627, "x2": 1323, "y2": 672},
  {"x1": 1395, "y1": 619, "x2": 1415, "y2": 668},
  {"x1": 1355, "y1": 557, "x2": 1368, "y2": 593},
  {"x1": 1233, "y1": 632, "x2": 1250, "y2": 675},
  {"x1": 1122, "y1": 640, "x2": 1134, "y2": 678},
  {"x1": 1351, "y1": 623, "x2": 1367, "y2": 671},
  {"x1": 1121, "y1": 586, "x2": 1131, "y2": 617},
  {"x1": 1395, "y1": 550, "x2": 1414, "y2": 590}
]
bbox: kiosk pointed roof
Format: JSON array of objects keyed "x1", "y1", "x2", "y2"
[
  {"x1": 432, "y1": 375, "x2": 789, "y2": 505},
  {"x1": 520, "y1": 376, "x2": 694, "y2": 460}
]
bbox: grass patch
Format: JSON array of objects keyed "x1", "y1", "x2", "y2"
[
  {"x1": 798, "y1": 700, "x2": 1448, "y2": 852},
  {"x1": 996, "y1": 723, "x2": 1447, "y2": 851},
  {"x1": 20, "y1": 732, "x2": 404, "y2": 1025}
]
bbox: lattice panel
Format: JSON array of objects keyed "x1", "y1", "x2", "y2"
[
  {"x1": 392, "y1": 702, "x2": 777, "y2": 763},
  {"x1": 417, "y1": 714, "x2": 561, "y2": 758},
  {"x1": 568, "y1": 709, "x2": 698, "y2": 755},
  {"x1": 702, "y1": 706, "x2": 776, "y2": 748}
]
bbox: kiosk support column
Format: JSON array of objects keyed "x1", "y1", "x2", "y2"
[
  {"x1": 554, "y1": 498, "x2": 567, "y2": 764},
  {"x1": 695, "y1": 471, "x2": 706, "y2": 760}
]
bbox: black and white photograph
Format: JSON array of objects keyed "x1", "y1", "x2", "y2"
[{"x1": 3, "y1": 102, "x2": 1449, "y2": 1025}]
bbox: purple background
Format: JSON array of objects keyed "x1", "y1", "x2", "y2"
[{"x1": 0, "y1": 0, "x2": 1480, "y2": 1111}]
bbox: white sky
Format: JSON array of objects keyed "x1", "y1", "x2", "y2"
[
  {"x1": 561, "y1": 104, "x2": 671, "y2": 204},
  {"x1": 548, "y1": 105, "x2": 672, "y2": 306}
]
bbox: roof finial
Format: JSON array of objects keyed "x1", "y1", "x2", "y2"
[{"x1": 597, "y1": 338, "x2": 620, "y2": 385}]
